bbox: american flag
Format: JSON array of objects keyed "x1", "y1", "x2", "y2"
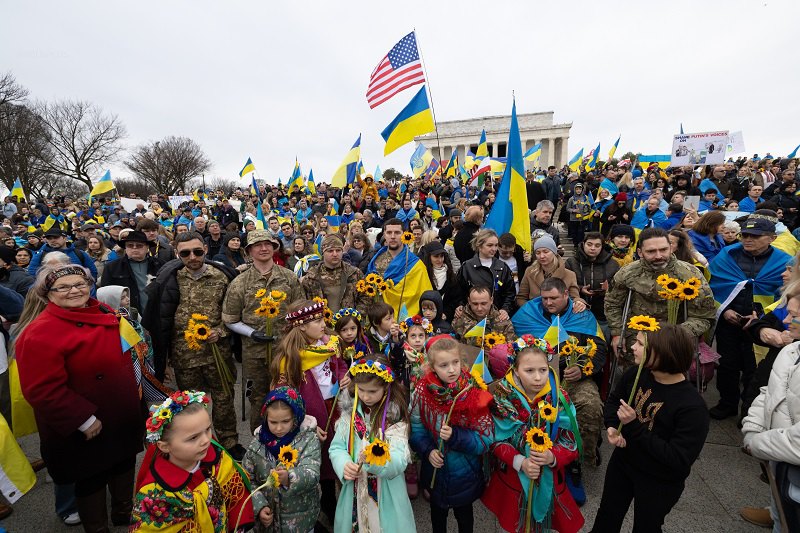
[{"x1": 366, "y1": 31, "x2": 426, "y2": 109}]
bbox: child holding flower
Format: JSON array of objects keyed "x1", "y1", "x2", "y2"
[
  {"x1": 242, "y1": 386, "x2": 321, "y2": 533},
  {"x1": 270, "y1": 300, "x2": 349, "y2": 530},
  {"x1": 131, "y1": 390, "x2": 254, "y2": 532},
  {"x1": 483, "y1": 336, "x2": 583, "y2": 533},
  {"x1": 333, "y1": 307, "x2": 371, "y2": 363},
  {"x1": 394, "y1": 314, "x2": 434, "y2": 390},
  {"x1": 330, "y1": 356, "x2": 415, "y2": 532},
  {"x1": 410, "y1": 336, "x2": 493, "y2": 532}
]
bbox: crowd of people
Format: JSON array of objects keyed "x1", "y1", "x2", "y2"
[{"x1": 1, "y1": 154, "x2": 799, "y2": 532}]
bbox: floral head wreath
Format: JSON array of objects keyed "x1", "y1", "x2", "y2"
[
  {"x1": 349, "y1": 357, "x2": 395, "y2": 383},
  {"x1": 399, "y1": 314, "x2": 433, "y2": 334},
  {"x1": 333, "y1": 307, "x2": 362, "y2": 326},
  {"x1": 509, "y1": 334, "x2": 555, "y2": 361},
  {"x1": 286, "y1": 301, "x2": 326, "y2": 325},
  {"x1": 145, "y1": 390, "x2": 210, "y2": 443}
]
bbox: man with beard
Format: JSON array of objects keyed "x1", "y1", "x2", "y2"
[{"x1": 605, "y1": 228, "x2": 715, "y2": 369}]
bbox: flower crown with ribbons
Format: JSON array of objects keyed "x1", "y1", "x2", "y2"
[
  {"x1": 399, "y1": 314, "x2": 433, "y2": 334},
  {"x1": 286, "y1": 301, "x2": 326, "y2": 325},
  {"x1": 349, "y1": 358, "x2": 395, "y2": 383},
  {"x1": 145, "y1": 390, "x2": 210, "y2": 443},
  {"x1": 333, "y1": 307, "x2": 362, "y2": 326},
  {"x1": 509, "y1": 334, "x2": 555, "y2": 361}
]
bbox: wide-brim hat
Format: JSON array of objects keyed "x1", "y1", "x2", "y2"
[
  {"x1": 120, "y1": 230, "x2": 149, "y2": 244},
  {"x1": 246, "y1": 229, "x2": 280, "y2": 248}
]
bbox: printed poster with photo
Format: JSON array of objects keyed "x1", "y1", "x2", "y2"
[{"x1": 671, "y1": 130, "x2": 729, "y2": 166}]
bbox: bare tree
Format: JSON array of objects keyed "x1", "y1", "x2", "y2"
[
  {"x1": 0, "y1": 72, "x2": 29, "y2": 126},
  {"x1": 0, "y1": 103, "x2": 54, "y2": 196},
  {"x1": 115, "y1": 176, "x2": 156, "y2": 199},
  {"x1": 125, "y1": 136, "x2": 211, "y2": 195},
  {"x1": 35, "y1": 99, "x2": 126, "y2": 192}
]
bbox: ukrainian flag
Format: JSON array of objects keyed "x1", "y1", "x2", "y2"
[
  {"x1": 256, "y1": 201, "x2": 267, "y2": 230},
  {"x1": 381, "y1": 86, "x2": 436, "y2": 156},
  {"x1": 484, "y1": 100, "x2": 531, "y2": 252},
  {"x1": 0, "y1": 413, "x2": 36, "y2": 502},
  {"x1": 597, "y1": 178, "x2": 619, "y2": 198},
  {"x1": 287, "y1": 159, "x2": 304, "y2": 193},
  {"x1": 464, "y1": 149, "x2": 477, "y2": 169},
  {"x1": 587, "y1": 142, "x2": 601, "y2": 171},
  {"x1": 410, "y1": 143, "x2": 435, "y2": 179},
  {"x1": 89, "y1": 170, "x2": 115, "y2": 198},
  {"x1": 568, "y1": 149, "x2": 584, "y2": 172},
  {"x1": 357, "y1": 160, "x2": 365, "y2": 177},
  {"x1": 463, "y1": 318, "x2": 486, "y2": 339},
  {"x1": 367, "y1": 245, "x2": 432, "y2": 317},
  {"x1": 331, "y1": 135, "x2": 361, "y2": 188},
  {"x1": 239, "y1": 157, "x2": 256, "y2": 177},
  {"x1": 305, "y1": 169, "x2": 317, "y2": 195},
  {"x1": 426, "y1": 196, "x2": 442, "y2": 220},
  {"x1": 638, "y1": 155, "x2": 671, "y2": 170},
  {"x1": 326, "y1": 215, "x2": 341, "y2": 233},
  {"x1": 476, "y1": 129, "x2": 489, "y2": 158},
  {"x1": 470, "y1": 348, "x2": 493, "y2": 385},
  {"x1": 788, "y1": 144, "x2": 800, "y2": 159},
  {"x1": 524, "y1": 143, "x2": 542, "y2": 165},
  {"x1": 444, "y1": 150, "x2": 458, "y2": 178},
  {"x1": 120, "y1": 316, "x2": 143, "y2": 353},
  {"x1": 608, "y1": 135, "x2": 620, "y2": 160},
  {"x1": 11, "y1": 178, "x2": 25, "y2": 201},
  {"x1": 512, "y1": 297, "x2": 605, "y2": 346},
  {"x1": 250, "y1": 176, "x2": 260, "y2": 199}
]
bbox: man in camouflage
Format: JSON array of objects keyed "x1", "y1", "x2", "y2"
[
  {"x1": 143, "y1": 231, "x2": 244, "y2": 458},
  {"x1": 300, "y1": 234, "x2": 371, "y2": 313},
  {"x1": 222, "y1": 230, "x2": 302, "y2": 431},
  {"x1": 605, "y1": 227, "x2": 715, "y2": 368},
  {"x1": 452, "y1": 285, "x2": 516, "y2": 342}
]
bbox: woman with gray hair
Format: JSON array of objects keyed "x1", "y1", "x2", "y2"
[{"x1": 14, "y1": 264, "x2": 144, "y2": 531}]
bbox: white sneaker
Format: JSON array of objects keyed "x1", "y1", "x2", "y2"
[{"x1": 62, "y1": 512, "x2": 81, "y2": 526}]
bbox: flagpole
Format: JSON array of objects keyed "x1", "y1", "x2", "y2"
[{"x1": 414, "y1": 29, "x2": 443, "y2": 161}]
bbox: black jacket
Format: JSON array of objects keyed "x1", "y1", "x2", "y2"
[
  {"x1": 457, "y1": 255, "x2": 515, "y2": 313},
  {"x1": 453, "y1": 221, "x2": 481, "y2": 265},
  {"x1": 99, "y1": 255, "x2": 163, "y2": 312},
  {"x1": 565, "y1": 245, "x2": 620, "y2": 321},
  {"x1": 0, "y1": 265, "x2": 33, "y2": 296},
  {"x1": 142, "y1": 259, "x2": 238, "y2": 379}
]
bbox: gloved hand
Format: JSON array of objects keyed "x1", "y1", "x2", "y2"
[{"x1": 250, "y1": 331, "x2": 273, "y2": 343}]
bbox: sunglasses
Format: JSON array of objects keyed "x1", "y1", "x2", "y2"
[{"x1": 178, "y1": 248, "x2": 205, "y2": 258}]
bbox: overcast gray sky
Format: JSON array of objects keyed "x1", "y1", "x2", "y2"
[{"x1": 2, "y1": 0, "x2": 797, "y2": 187}]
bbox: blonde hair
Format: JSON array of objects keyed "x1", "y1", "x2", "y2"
[
  {"x1": 426, "y1": 337, "x2": 463, "y2": 364},
  {"x1": 470, "y1": 228, "x2": 498, "y2": 253}
]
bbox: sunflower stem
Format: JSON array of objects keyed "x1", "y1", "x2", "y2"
[
  {"x1": 525, "y1": 478, "x2": 534, "y2": 533},
  {"x1": 617, "y1": 335, "x2": 647, "y2": 433},
  {"x1": 430, "y1": 384, "x2": 472, "y2": 489}
]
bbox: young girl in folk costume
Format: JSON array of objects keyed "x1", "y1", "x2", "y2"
[
  {"x1": 131, "y1": 390, "x2": 254, "y2": 532},
  {"x1": 394, "y1": 315, "x2": 433, "y2": 391},
  {"x1": 483, "y1": 335, "x2": 584, "y2": 533},
  {"x1": 242, "y1": 387, "x2": 321, "y2": 533},
  {"x1": 329, "y1": 357, "x2": 415, "y2": 533},
  {"x1": 333, "y1": 307, "x2": 371, "y2": 364},
  {"x1": 410, "y1": 336, "x2": 493, "y2": 533},
  {"x1": 269, "y1": 300, "x2": 348, "y2": 529}
]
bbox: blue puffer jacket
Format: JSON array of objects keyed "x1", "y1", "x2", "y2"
[
  {"x1": 688, "y1": 229, "x2": 725, "y2": 263},
  {"x1": 410, "y1": 396, "x2": 491, "y2": 508}
]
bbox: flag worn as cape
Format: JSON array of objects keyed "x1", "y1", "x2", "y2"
[
  {"x1": 367, "y1": 245, "x2": 432, "y2": 317},
  {"x1": 512, "y1": 297, "x2": 604, "y2": 346}
]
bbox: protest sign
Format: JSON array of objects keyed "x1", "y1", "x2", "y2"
[
  {"x1": 726, "y1": 131, "x2": 746, "y2": 156},
  {"x1": 671, "y1": 131, "x2": 729, "y2": 166},
  {"x1": 168, "y1": 195, "x2": 193, "y2": 212},
  {"x1": 119, "y1": 197, "x2": 141, "y2": 213}
]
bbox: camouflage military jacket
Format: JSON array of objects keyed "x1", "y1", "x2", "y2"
[
  {"x1": 605, "y1": 256, "x2": 716, "y2": 342},
  {"x1": 452, "y1": 305, "x2": 516, "y2": 343},
  {"x1": 171, "y1": 265, "x2": 230, "y2": 369},
  {"x1": 222, "y1": 263, "x2": 302, "y2": 360},
  {"x1": 300, "y1": 262, "x2": 370, "y2": 313}
]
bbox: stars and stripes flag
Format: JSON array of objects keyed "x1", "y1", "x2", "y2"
[{"x1": 366, "y1": 31, "x2": 426, "y2": 109}]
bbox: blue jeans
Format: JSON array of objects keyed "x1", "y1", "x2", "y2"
[{"x1": 54, "y1": 483, "x2": 77, "y2": 518}]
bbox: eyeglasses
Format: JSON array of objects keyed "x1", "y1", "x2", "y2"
[
  {"x1": 178, "y1": 248, "x2": 205, "y2": 258},
  {"x1": 49, "y1": 282, "x2": 90, "y2": 293}
]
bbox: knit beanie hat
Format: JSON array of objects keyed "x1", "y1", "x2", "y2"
[{"x1": 533, "y1": 234, "x2": 558, "y2": 255}]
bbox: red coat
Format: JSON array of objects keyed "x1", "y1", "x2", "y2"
[
  {"x1": 15, "y1": 299, "x2": 144, "y2": 484},
  {"x1": 482, "y1": 441, "x2": 584, "y2": 533}
]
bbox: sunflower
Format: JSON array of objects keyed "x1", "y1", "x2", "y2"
[
  {"x1": 628, "y1": 315, "x2": 660, "y2": 331},
  {"x1": 323, "y1": 308, "x2": 333, "y2": 323},
  {"x1": 385, "y1": 279, "x2": 395, "y2": 289},
  {"x1": 584, "y1": 360, "x2": 595, "y2": 376},
  {"x1": 663, "y1": 278, "x2": 681, "y2": 293},
  {"x1": 265, "y1": 304, "x2": 280, "y2": 319},
  {"x1": 470, "y1": 369, "x2": 488, "y2": 390},
  {"x1": 254, "y1": 306, "x2": 268, "y2": 317},
  {"x1": 538, "y1": 402, "x2": 557, "y2": 423},
  {"x1": 401, "y1": 231, "x2": 414, "y2": 245},
  {"x1": 377, "y1": 282, "x2": 389, "y2": 293},
  {"x1": 356, "y1": 280, "x2": 367, "y2": 292},
  {"x1": 156, "y1": 408, "x2": 172, "y2": 420},
  {"x1": 657, "y1": 290, "x2": 674, "y2": 300},
  {"x1": 364, "y1": 438, "x2": 391, "y2": 466},
  {"x1": 267, "y1": 470, "x2": 280, "y2": 488},
  {"x1": 586, "y1": 338, "x2": 597, "y2": 358},
  {"x1": 656, "y1": 274, "x2": 671, "y2": 287},
  {"x1": 270, "y1": 290, "x2": 287, "y2": 302},
  {"x1": 525, "y1": 426, "x2": 553, "y2": 453},
  {"x1": 191, "y1": 313, "x2": 209, "y2": 321},
  {"x1": 398, "y1": 321, "x2": 409, "y2": 333},
  {"x1": 278, "y1": 445, "x2": 299, "y2": 469},
  {"x1": 560, "y1": 343, "x2": 575, "y2": 356},
  {"x1": 677, "y1": 282, "x2": 699, "y2": 301},
  {"x1": 365, "y1": 285, "x2": 377, "y2": 297},
  {"x1": 254, "y1": 289, "x2": 267, "y2": 299},
  {"x1": 193, "y1": 323, "x2": 210, "y2": 340},
  {"x1": 365, "y1": 273, "x2": 378, "y2": 284},
  {"x1": 685, "y1": 277, "x2": 702, "y2": 290},
  {"x1": 484, "y1": 332, "x2": 506, "y2": 349}
]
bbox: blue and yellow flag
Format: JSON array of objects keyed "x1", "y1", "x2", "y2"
[
  {"x1": 523, "y1": 143, "x2": 542, "y2": 165},
  {"x1": 787, "y1": 144, "x2": 800, "y2": 159},
  {"x1": 325, "y1": 215, "x2": 341, "y2": 233},
  {"x1": 587, "y1": 142, "x2": 601, "y2": 171},
  {"x1": 381, "y1": 86, "x2": 435, "y2": 156},
  {"x1": 305, "y1": 169, "x2": 317, "y2": 195},
  {"x1": 120, "y1": 316, "x2": 143, "y2": 353},
  {"x1": 250, "y1": 176, "x2": 260, "y2": 199},
  {"x1": 444, "y1": 151, "x2": 458, "y2": 178},
  {"x1": 476, "y1": 129, "x2": 489, "y2": 158},
  {"x1": 484, "y1": 100, "x2": 531, "y2": 252},
  {"x1": 568, "y1": 149, "x2": 584, "y2": 172},
  {"x1": 287, "y1": 159, "x2": 304, "y2": 193},
  {"x1": 239, "y1": 157, "x2": 256, "y2": 177},
  {"x1": 463, "y1": 318, "x2": 486, "y2": 339},
  {"x1": 464, "y1": 149, "x2": 477, "y2": 169},
  {"x1": 597, "y1": 178, "x2": 619, "y2": 199},
  {"x1": 256, "y1": 201, "x2": 267, "y2": 230},
  {"x1": 410, "y1": 143, "x2": 435, "y2": 179},
  {"x1": 332, "y1": 135, "x2": 361, "y2": 188},
  {"x1": 470, "y1": 348, "x2": 493, "y2": 385},
  {"x1": 639, "y1": 154, "x2": 671, "y2": 170},
  {"x1": 512, "y1": 297, "x2": 605, "y2": 346},
  {"x1": 367, "y1": 245, "x2": 432, "y2": 318},
  {"x1": 11, "y1": 178, "x2": 25, "y2": 202},
  {"x1": 608, "y1": 135, "x2": 620, "y2": 161},
  {"x1": 425, "y1": 196, "x2": 442, "y2": 220},
  {"x1": 89, "y1": 170, "x2": 115, "y2": 198}
]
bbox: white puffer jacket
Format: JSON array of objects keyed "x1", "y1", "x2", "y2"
[{"x1": 742, "y1": 341, "x2": 800, "y2": 464}]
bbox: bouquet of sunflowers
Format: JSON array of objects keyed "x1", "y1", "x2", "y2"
[
  {"x1": 483, "y1": 332, "x2": 507, "y2": 352},
  {"x1": 655, "y1": 275, "x2": 701, "y2": 324},
  {"x1": 560, "y1": 335, "x2": 598, "y2": 376},
  {"x1": 254, "y1": 289, "x2": 287, "y2": 362},
  {"x1": 184, "y1": 314, "x2": 235, "y2": 396},
  {"x1": 356, "y1": 273, "x2": 394, "y2": 299}
]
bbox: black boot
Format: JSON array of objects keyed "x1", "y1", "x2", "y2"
[
  {"x1": 76, "y1": 488, "x2": 109, "y2": 533},
  {"x1": 108, "y1": 467, "x2": 135, "y2": 527}
]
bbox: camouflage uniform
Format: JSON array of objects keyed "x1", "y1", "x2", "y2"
[
  {"x1": 171, "y1": 266, "x2": 238, "y2": 448},
  {"x1": 604, "y1": 256, "x2": 716, "y2": 366},
  {"x1": 562, "y1": 378, "x2": 603, "y2": 466},
  {"x1": 300, "y1": 262, "x2": 371, "y2": 313},
  {"x1": 222, "y1": 263, "x2": 302, "y2": 431},
  {"x1": 452, "y1": 305, "x2": 516, "y2": 342}
]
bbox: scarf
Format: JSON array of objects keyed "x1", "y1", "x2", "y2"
[
  {"x1": 608, "y1": 242, "x2": 631, "y2": 259},
  {"x1": 258, "y1": 386, "x2": 306, "y2": 459},
  {"x1": 414, "y1": 369, "x2": 493, "y2": 437},
  {"x1": 432, "y1": 265, "x2": 447, "y2": 290},
  {"x1": 280, "y1": 335, "x2": 340, "y2": 374}
]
